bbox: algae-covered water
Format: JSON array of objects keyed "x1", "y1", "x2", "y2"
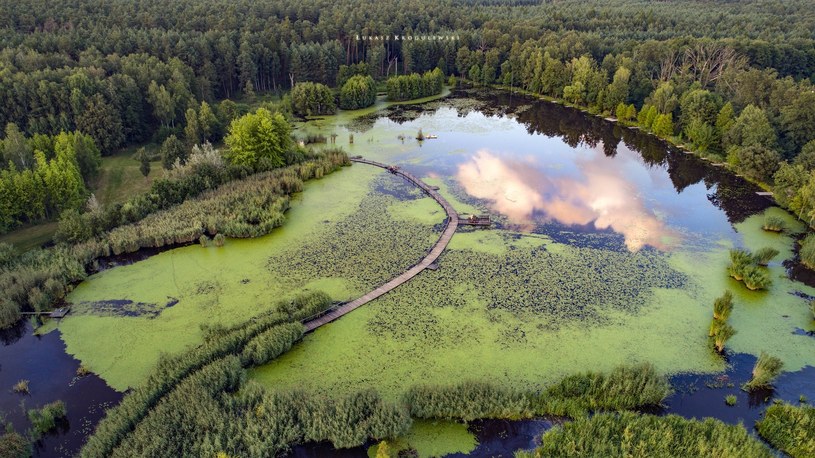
[{"x1": 41, "y1": 88, "x2": 815, "y2": 455}]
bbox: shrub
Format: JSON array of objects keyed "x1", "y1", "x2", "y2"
[
  {"x1": 0, "y1": 431, "x2": 30, "y2": 458},
  {"x1": 753, "y1": 247, "x2": 780, "y2": 266},
  {"x1": 756, "y1": 403, "x2": 815, "y2": 457},
  {"x1": 725, "y1": 395, "x2": 737, "y2": 406},
  {"x1": 744, "y1": 352, "x2": 784, "y2": 391},
  {"x1": 28, "y1": 400, "x2": 67, "y2": 439},
  {"x1": 13, "y1": 379, "x2": 29, "y2": 394},
  {"x1": 520, "y1": 413, "x2": 772, "y2": 457},
  {"x1": 763, "y1": 215, "x2": 785, "y2": 232}
]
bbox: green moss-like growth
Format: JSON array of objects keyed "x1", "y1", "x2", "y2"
[
  {"x1": 519, "y1": 412, "x2": 771, "y2": 457},
  {"x1": 744, "y1": 352, "x2": 784, "y2": 391},
  {"x1": 756, "y1": 403, "x2": 815, "y2": 458},
  {"x1": 725, "y1": 394, "x2": 737, "y2": 406},
  {"x1": 753, "y1": 247, "x2": 780, "y2": 266},
  {"x1": 28, "y1": 400, "x2": 67, "y2": 440},
  {"x1": 763, "y1": 216, "x2": 785, "y2": 232}
]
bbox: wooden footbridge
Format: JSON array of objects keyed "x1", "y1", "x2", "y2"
[{"x1": 303, "y1": 157, "x2": 460, "y2": 332}]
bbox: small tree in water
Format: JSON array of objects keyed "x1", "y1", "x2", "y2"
[{"x1": 416, "y1": 128, "x2": 425, "y2": 141}]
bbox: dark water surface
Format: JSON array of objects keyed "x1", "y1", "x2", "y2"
[{"x1": 0, "y1": 322, "x2": 122, "y2": 457}]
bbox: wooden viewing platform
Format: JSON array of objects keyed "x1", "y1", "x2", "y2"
[
  {"x1": 459, "y1": 214, "x2": 492, "y2": 227},
  {"x1": 303, "y1": 157, "x2": 460, "y2": 332}
]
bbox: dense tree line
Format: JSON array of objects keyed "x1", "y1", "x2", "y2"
[
  {"x1": 1, "y1": 0, "x2": 811, "y2": 157},
  {"x1": 0, "y1": 128, "x2": 99, "y2": 232},
  {"x1": 386, "y1": 68, "x2": 444, "y2": 101}
]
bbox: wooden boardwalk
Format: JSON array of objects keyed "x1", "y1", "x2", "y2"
[{"x1": 303, "y1": 158, "x2": 459, "y2": 332}]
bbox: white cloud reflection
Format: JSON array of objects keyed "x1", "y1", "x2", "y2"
[{"x1": 456, "y1": 149, "x2": 677, "y2": 251}]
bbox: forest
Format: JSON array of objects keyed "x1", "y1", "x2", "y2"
[
  {"x1": 1, "y1": 0, "x2": 815, "y2": 456},
  {"x1": 0, "y1": 0, "x2": 814, "y2": 235}
]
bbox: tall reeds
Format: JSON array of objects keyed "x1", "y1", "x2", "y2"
[
  {"x1": 744, "y1": 352, "x2": 784, "y2": 391},
  {"x1": 708, "y1": 291, "x2": 736, "y2": 354}
]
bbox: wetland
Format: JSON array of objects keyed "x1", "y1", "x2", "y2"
[{"x1": 3, "y1": 88, "x2": 814, "y2": 456}]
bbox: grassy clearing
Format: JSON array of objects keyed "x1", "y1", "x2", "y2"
[
  {"x1": 94, "y1": 146, "x2": 162, "y2": 207},
  {"x1": 520, "y1": 412, "x2": 771, "y2": 457},
  {"x1": 0, "y1": 221, "x2": 58, "y2": 253}
]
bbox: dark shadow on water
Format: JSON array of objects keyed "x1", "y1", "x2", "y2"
[
  {"x1": 449, "y1": 418, "x2": 564, "y2": 458},
  {"x1": 288, "y1": 442, "x2": 368, "y2": 457},
  {"x1": 0, "y1": 322, "x2": 122, "y2": 457}
]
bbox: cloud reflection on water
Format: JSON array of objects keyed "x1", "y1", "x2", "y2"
[{"x1": 456, "y1": 149, "x2": 677, "y2": 251}]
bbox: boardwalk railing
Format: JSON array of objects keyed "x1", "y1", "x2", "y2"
[{"x1": 303, "y1": 157, "x2": 459, "y2": 332}]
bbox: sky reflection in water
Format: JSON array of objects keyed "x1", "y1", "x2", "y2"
[
  {"x1": 457, "y1": 147, "x2": 678, "y2": 251},
  {"x1": 373, "y1": 102, "x2": 763, "y2": 252}
]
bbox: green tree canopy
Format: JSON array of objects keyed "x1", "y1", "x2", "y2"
[
  {"x1": 339, "y1": 75, "x2": 377, "y2": 110},
  {"x1": 291, "y1": 82, "x2": 336, "y2": 117},
  {"x1": 224, "y1": 108, "x2": 292, "y2": 169}
]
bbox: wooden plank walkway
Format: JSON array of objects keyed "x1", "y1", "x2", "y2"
[{"x1": 303, "y1": 158, "x2": 459, "y2": 332}]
